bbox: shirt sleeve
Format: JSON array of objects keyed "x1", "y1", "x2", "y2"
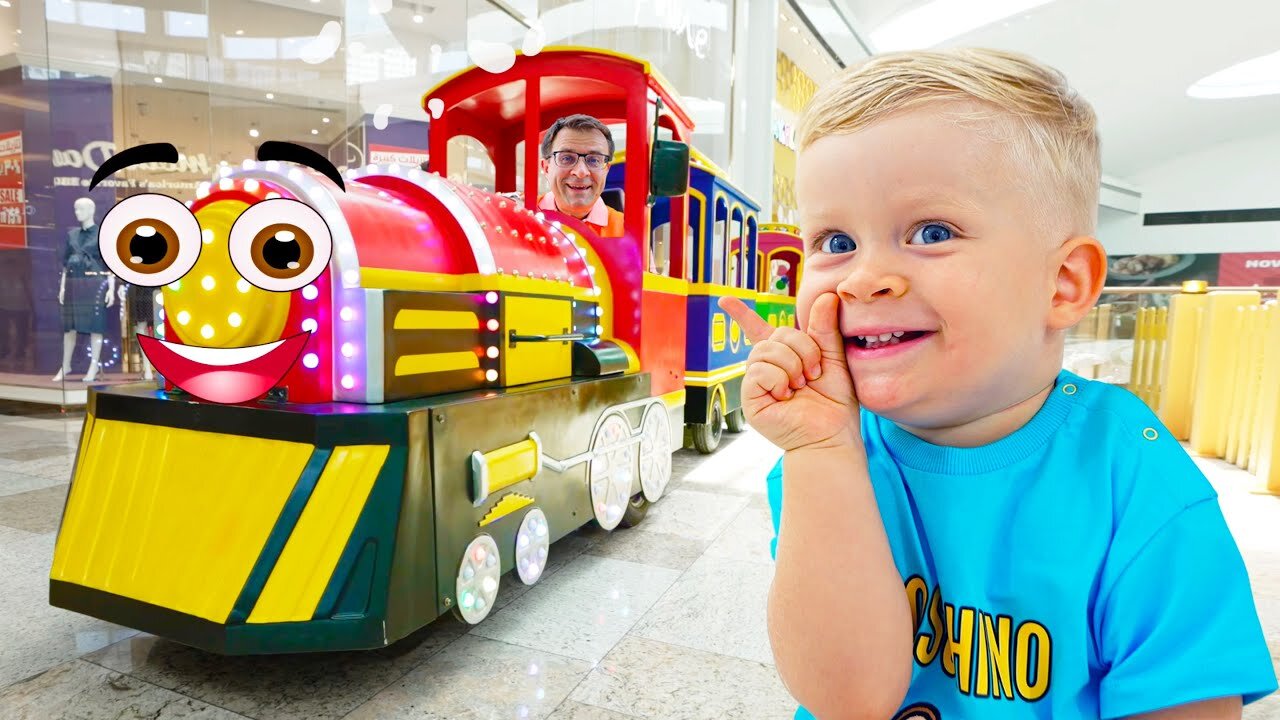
[
  {"x1": 1096, "y1": 497, "x2": 1278, "y2": 718},
  {"x1": 766, "y1": 458, "x2": 784, "y2": 561}
]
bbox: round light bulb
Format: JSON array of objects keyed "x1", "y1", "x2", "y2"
[
  {"x1": 341, "y1": 342, "x2": 356, "y2": 358},
  {"x1": 302, "y1": 353, "x2": 319, "y2": 369},
  {"x1": 302, "y1": 284, "x2": 318, "y2": 300},
  {"x1": 237, "y1": 279, "x2": 251, "y2": 293},
  {"x1": 340, "y1": 374, "x2": 355, "y2": 389},
  {"x1": 176, "y1": 310, "x2": 191, "y2": 325},
  {"x1": 486, "y1": 346, "x2": 499, "y2": 359},
  {"x1": 485, "y1": 369, "x2": 498, "y2": 382},
  {"x1": 227, "y1": 312, "x2": 242, "y2": 327},
  {"x1": 340, "y1": 306, "x2": 355, "y2": 322},
  {"x1": 200, "y1": 324, "x2": 214, "y2": 339},
  {"x1": 301, "y1": 318, "x2": 318, "y2": 333}
]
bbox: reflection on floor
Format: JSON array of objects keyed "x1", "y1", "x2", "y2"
[{"x1": 0, "y1": 404, "x2": 1277, "y2": 719}]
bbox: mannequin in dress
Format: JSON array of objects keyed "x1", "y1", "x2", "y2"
[{"x1": 53, "y1": 197, "x2": 115, "y2": 383}]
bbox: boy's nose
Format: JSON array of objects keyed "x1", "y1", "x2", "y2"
[{"x1": 836, "y1": 271, "x2": 909, "y2": 303}]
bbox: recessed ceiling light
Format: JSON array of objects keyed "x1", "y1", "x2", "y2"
[
  {"x1": 0, "y1": 1, "x2": 12, "y2": 8},
  {"x1": 266, "y1": 92, "x2": 274, "y2": 100},
  {"x1": 413, "y1": 14, "x2": 423, "y2": 23},
  {"x1": 780, "y1": 12, "x2": 787, "y2": 22},
  {"x1": 249, "y1": 128, "x2": 260, "y2": 138},
  {"x1": 322, "y1": 117, "x2": 330, "y2": 123},
  {"x1": 1189, "y1": 49, "x2": 1280, "y2": 99},
  {"x1": 871, "y1": 0, "x2": 1055, "y2": 52},
  {"x1": 311, "y1": 129, "x2": 319, "y2": 135},
  {"x1": 789, "y1": 26, "x2": 798, "y2": 33},
  {"x1": 154, "y1": 76, "x2": 163, "y2": 83},
  {"x1": 235, "y1": 29, "x2": 244, "y2": 35}
]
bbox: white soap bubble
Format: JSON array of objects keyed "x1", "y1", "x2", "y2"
[
  {"x1": 468, "y1": 39, "x2": 516, "y2": 74},
  {"x1": 522, "y1": 19, "x2": 546, "y2": 57},
  {"x1": 373, "y1": 103, "x2": 393, "y2": 130},
  {"x1": 300, "y1": 21, "x2": 342, "y2": 65}
]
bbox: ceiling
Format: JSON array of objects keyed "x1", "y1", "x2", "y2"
[{"x1": 834, "y1": 0, "x2": 1280, "y2": 180}]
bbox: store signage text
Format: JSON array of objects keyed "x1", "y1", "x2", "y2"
[
  {"x1": 53, "y1": 141, "x2": 212, "y2": 175},
  {"x1": 772, "y1": 118, "x2": 797, "y2": 150},
  {"x1": 643, "y1": 0, "x2": 711, "y2": 59}
]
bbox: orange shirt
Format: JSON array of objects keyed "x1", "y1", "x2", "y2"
[{"x1": 538, "y1": 193, "x2": 625, "y2": 238}]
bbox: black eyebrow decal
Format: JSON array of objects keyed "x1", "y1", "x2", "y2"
[
  {"x1": 90, "y1": 142, "x2": 179, "y2": 190},
  {"x1": 256, "y1": 141, "x2": 344, "y2": 191}
]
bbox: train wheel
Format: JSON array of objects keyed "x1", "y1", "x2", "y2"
[
  {"x1": 515, "y1": 508, "x2": 550, "y2": 585},
  {"x1": 619, "y1": 493, "x2": 649, "y2": 528},
  {"x1": 454, "y1": 534, "x2": 501, "y2": 625},
  {"x1": 692, "y1": 394, "x2": 724, "y2": 454},
  {"x1": 725, "y1": 408, "x2": 747, "y2": 434},
  {"x1": 638, "y1": 402, "x2": 672, "y2": 502},
  {"x1": 589, "y1": 412, "x2": 636, "y2": 531}
]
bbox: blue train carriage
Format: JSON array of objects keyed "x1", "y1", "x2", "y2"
[{"x1": 608, "y1": 149, "x2": 760, "y2": 453}]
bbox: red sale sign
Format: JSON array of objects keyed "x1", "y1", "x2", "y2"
[
  {"x1": 0, "y1": 130, "x2": 25, "y2": 249},
  {"x1": 1218, "y1": 252, "x2": 1280, "y2": 287}
]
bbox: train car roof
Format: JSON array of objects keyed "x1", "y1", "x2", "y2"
[{"x1": 423, "y1": 47, "x2": 695, "y2": 147}]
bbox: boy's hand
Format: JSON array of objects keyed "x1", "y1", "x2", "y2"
[{"x1": 719, "y1": 293, "x2": 860, "y2": 451}]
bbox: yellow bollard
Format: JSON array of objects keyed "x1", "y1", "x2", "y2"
[
  {"x1": 1158, "y1": 293, "x2": 1208, "y2": 439},
  {"x1": 1189, "y1": 291, "x2": 1261, "y2": 457},
  {"x1": 1231, "y1": 307, "x2": 1264, "y2": 468},
  {"x1": 1149, "y1": 307, "x2": 1168, "y2": 412},
  {"x1": 1253, "y1": 303, "x2": 1280, "y2": 494},
  {"x1": 1249, "y1": 305, "x2": 1277, "y2": 476},
  {"x1": 1129, "y1": 308, "x2": 1147, "y2": 399},
  {"x1": 1224, "y1": 307, "x2": 1253, "y2": 465}
]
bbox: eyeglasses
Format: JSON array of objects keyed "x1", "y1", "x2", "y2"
[{"x1": 549, "y1": 151, "x2": 610, "y2": 171}]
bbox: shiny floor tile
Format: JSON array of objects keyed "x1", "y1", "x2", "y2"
[
  {"x1": 0, "y1": 485, "x2": 69, "y2": 533},
  {"x1": 471, "y1": 554, "x2": 680, "y2": 663},
  {"x1": 704, "y1": 504, "x2": 775, "y2": 565},
  {"x1": 569, "y1": 635, "x2": 797, "y2": 720},
  {"x1": 345, "y1": 634, "x2": 593, "y2": 720},
  {"x1": 84, "y1": 617, "x2": 471, "y2": 720},
  {"x1": 548, "y1": 700, "x2": 643, "y2": 719},
  {"x1": 0, "y1": 468, "x2": 66, "y2": 498},
  {"x1": 581, "y1": 522, "x2": 709, "y2": 571},
  {"x1": 630, "y1": 489, "x2": 749, "y2": 544},
  {"x1": 632, "y1": 555, "x2": 776, "y2": 666},
  {"x1": 0, "y1": 660, "x2": 248, "y2": 719}
]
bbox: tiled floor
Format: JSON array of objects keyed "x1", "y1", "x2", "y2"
[{"x1": 0, "y1": 404, "x2": 1277, "y2": 719}]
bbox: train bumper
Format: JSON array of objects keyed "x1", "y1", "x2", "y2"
[{"x1": 49, "y1": 385, "x2": 414, "y2": 655}]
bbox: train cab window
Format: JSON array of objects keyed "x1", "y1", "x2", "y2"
[
  {"x1": 447, "y1": 135, "x2": 495, "y2": 191},
  {"x1": 651, "y1": 222, "x2": 671, "y2": 275},
  {"x1": 711, "y1": 197, "x2": 728, "y2": 285}
]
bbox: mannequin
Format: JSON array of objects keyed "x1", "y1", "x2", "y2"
[
  {"x1": 117, "y1": 282, "x2": 154, "y2": 381},
  {"x1": 54, "y1": 197, "x2": 115, "y2": 383}
]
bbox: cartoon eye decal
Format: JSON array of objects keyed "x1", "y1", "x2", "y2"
[
  {"x1": 228, "y1": 198, "x2": 333, "y2": 292},
  {"x1": 98, "y1": 194, "x2": 202, "y2": 287}
]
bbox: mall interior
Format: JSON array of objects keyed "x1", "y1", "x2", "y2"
[{"x1": 0, "y1": 0, "x2": 1278, "y2": 718}]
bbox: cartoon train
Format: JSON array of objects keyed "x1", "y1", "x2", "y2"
[
  {"x1": 755, "y1": 223, "x2": 804, "y2": 330},
  {"x1": 48, "y1": 48, "x2": 803, "y2": 654}
]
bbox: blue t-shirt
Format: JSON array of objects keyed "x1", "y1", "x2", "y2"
[{"x1": 766, "y1": 370, "x2": 1276, "y2": 720}]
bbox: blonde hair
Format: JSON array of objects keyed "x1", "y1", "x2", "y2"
[{"x1": 798, "y1": 48, "x2": 1100, "y2": 235}]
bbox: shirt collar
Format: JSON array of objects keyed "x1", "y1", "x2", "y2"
[{"x1": 539, "y1": 193, "x2": 609, "y2": 226}]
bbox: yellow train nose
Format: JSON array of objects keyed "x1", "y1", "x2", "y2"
[{"x1": 163, "y1": 200, "x2": 291, "y2": 348}]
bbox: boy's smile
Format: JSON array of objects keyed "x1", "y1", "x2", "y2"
[{"x1": 796, "y1": 101, "x2": 1070, "y2": 438}]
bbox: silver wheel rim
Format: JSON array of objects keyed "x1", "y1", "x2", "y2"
[
  {"x1": 456, "y1": 535, "x2": 501, "y2": 624},
  {"x1": 515, "y1": 508, "x2": 550, "y2": 585},
  {"x1": 589, "y1": 413, "x2": 634, "y2": 531},
  {"x1": 639, "y1": 403, "x2": 672, "y2": 502}
]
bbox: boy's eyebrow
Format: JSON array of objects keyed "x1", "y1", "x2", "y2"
[
  {"x1": 90, "y1": 143, "x2": 179, "y2": 190},
  {"x1": 256, "y1": 141, "x2": 345, "y2": 191}
]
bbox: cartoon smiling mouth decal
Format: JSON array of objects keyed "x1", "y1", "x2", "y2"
[{"x1": 137, "y1": 332, "x2": 311, "y2": 404}]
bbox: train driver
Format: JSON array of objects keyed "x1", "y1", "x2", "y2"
[{"x1": 537, "y1": 114, "x2": 625, "y2": 238}]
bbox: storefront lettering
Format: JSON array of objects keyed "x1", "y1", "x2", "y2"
[
  {"x1": 1245, "y1": 259, "x2": 1280, "y2": 269},
  {"x1": 642, "y1": 0, "x2": 711, "y2": 59},
  {"x1": 52, "y1": 141, "x2": 211, "y2": 175}
]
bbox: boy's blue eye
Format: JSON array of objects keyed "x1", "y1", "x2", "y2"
[
  {"x1": 911, "y1": 223, "x2": 953, "y2": 245},
  {"x1": 820, "y1": 233, "x2": 856, "y2": 254}
]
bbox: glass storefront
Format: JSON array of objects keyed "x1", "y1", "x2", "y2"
[{"x1": 0, "y1": 0, "x2": 771, "y2": 403}]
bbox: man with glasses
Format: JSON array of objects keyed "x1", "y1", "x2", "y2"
[{"x1": 537, "y1": 114, "x2": 625, "y2": 238}]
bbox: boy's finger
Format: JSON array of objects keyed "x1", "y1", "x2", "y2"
[
  {"x1": 718, "y1": 296, "x2": 773, "y2": 344},
  {"x1": 805, "y1": 293, "x2": 845, "y2": 357}
]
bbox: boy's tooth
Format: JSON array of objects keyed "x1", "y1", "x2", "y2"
[
  {"x1": 892, "y1": 331, "x2": 904, "y2": 338},
  {"x1": 878, "y1": 333, "x2": 893, "y2": 342}
]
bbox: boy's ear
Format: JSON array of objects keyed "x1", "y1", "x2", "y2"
[{"x1": 1047, "y1": 236, "x2": 1107, "y2": 331}]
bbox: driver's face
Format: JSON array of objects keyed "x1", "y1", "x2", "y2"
[{"x1": 540, "y1": 127, "x2": 610, "y2": 219}]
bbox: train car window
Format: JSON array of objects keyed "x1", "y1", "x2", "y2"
[
  {"x1": 712, "y1": 197, "x2": 728, "y2": 285},
  {"x1": 746, "y1": 216, "x2": 758, "y2": 290},
  {"x1": 447, "y1": 135, "x2": 495, "y2": 191},
  {"x1": 730, "y1": 207, "x2": 745, "y2": 287},
  {"x1": 514, "y1": 139, "x2": 529, "y2": 195},
  {"x1": 686, "y1": 193, "x2": 702, "y2": 282},
  {"x1": 756, "y1": 250, "x2": 766, "y2": 291}
]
